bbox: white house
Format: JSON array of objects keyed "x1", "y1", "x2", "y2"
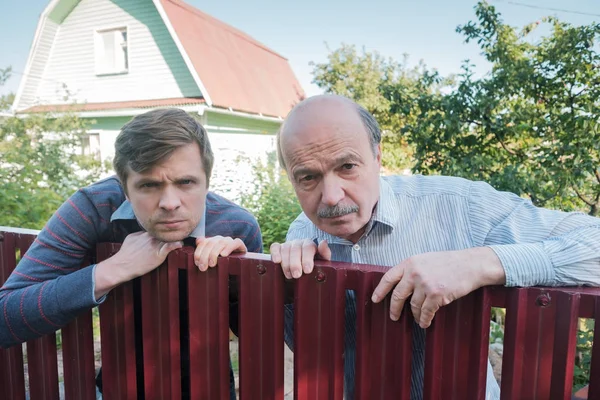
[{"x1": 13, "y1": 0, "x2": 304, "y2": 199}]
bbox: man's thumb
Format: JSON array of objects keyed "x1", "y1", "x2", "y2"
[
  {"x1": 317, "y1": 239, "x2": 332, "y2": 261},
  {"x1": 160, "y1": 241, "x2": 183, "y2": 258}
]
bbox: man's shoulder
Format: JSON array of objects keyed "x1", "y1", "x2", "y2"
[
  {"x1": 206, "y1": 192, "x2": 258, "y2": 226},
  {"x1": 75, "y1": 176, "x2": 127, "y2": 210},
  {"x1": 79, "y1": 176, "x2": 125, "y2": 198},
  {"x1": 382, "y1": 174, "x2": 474, "y2": 198}
]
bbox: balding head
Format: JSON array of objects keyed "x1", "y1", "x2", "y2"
[
  {"x1": 277, "y1": 95, "x2": 381, "y2": 171},
  {"x1": 275, "y1": 94, "x2": 382, "y2": 242}
]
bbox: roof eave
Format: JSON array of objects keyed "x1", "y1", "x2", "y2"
[
  {"x1": 12, "y1": 0, "x2": 63, "y2": 112},
  {"x1": 17, "y1": 104, "x2": 207, "y2": 119}
]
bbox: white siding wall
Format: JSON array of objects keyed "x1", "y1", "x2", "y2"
[
  {"x1": 35, "y1": 0, "x2": 201, "y2": 105},
  {"x1": 208, "y1": 132, "x2": 277, "y2": 201},
  {"x1": 17, "y1": 20, "x2": 60, "y2": 110}
]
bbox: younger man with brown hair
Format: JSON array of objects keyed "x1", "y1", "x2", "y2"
[{"x1": 0, "y1": 108, "x2": 261, "y2": 399}]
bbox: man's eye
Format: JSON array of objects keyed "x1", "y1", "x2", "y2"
[
  {"x1": 179, "y1": 179, "x2": 193, "y2": 185},
  {"x1": 342, "y1": 163, "x2": 356, "y2": 170},
  {"x1": 300, "y1": 175, "x2": 314, "y2": 182},
  {"x1": 140, "y1": 182, "x2": 158, "y2": 188}
]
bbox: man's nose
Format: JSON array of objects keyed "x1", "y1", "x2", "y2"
[
  {"x1": 320, "y1": 176, "x2": 345, "y2": 206},
  {"x1": 158, "y1": 186, "x2": 181, "y2": 211}
]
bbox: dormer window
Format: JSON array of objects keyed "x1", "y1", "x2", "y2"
[{"x1": 95, "y1": 27, "x2": 128, "y2": 75}]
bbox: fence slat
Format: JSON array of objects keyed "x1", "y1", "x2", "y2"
[
  {"x1": 549, "y1": 291, "x2": 580, "y2": 399},
  {"x1": 441, "y1": 300, "x2": 461, "y2": 400},
  {"x1": 587, "y1": 297, "x2": 600, "y2": 399},
  {"x1": 423, "y1": 303, "x2": 446, "y2": 400},
  {"x1": 187, "y1": 251, "x2": 230, "y2": 399},
  {"x1": 357, "y1": 271, "x2": 412, "y2": 400},
  {"x1": 0, "y1": 231, "x2": 26, "y2": 400},
  {"x1": 140, "y1": 257, "x2": 181, "y2": 400},
  {"x1": 98, "y1": 244, "x2": 138, "y2": 400},
  {"x1": 467, "y1": 288, "x2": 492, "y2": 400},
  {"x1": 62, "y1": 311, "x2": 97, "y2": 400},
  {"x1": 294, "y1": 266, "x2": 346, "y2": 400},
  {"x1": 26, "y1": 333, "x2": 60, "y2": 400},
  {"x1": 238, "y1": 257, "x2": 285, "y2": 400},
  {"x1": 500, "y1": 288, "x2": 528, "y2": 399},
  {"x1": 520, "y1": 289, "x2": 555, "y2": 399}
]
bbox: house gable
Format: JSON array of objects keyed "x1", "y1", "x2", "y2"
[{"x1": 14, "y1": 0, "x2": 202, "y2": 111}]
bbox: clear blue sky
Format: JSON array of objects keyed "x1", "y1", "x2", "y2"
[{"x1": 1, "y1": 0, "x2": 598, "y2": 98}]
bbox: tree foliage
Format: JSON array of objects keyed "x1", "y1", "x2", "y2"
[
  {"x1": 311, "y1": 2, "x2": 600, "y2": 216},
  {"x1": 0, "y1": 67, "x2": 105, "y2": 229},
  {"x1": 239, "y1": 152, "x2": 302, "y2": 251},
  {"x1": 406, "y1": 2, "x2": 600, "y2": 215},
  {"x1": 311, "y1": 45, "x2": 449, "y2": 172}
]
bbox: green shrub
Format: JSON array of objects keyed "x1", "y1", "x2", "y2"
[{"x1": 239, "y1": 152, "x2": 302, "y2": 252}]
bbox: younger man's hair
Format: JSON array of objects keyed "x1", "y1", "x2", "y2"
[{"x1": 113, "y1": 108, "x2": 214, "y2": 189}]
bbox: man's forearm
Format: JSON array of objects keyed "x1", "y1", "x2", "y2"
[
  {"x1": 94, "y1": 258, "x2": 128, "y2": 300},
  {"x1": 466, "y1": 246, "x2": 506, "y2": 287}
]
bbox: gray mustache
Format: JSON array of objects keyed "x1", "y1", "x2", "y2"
[{"x1": 317, "y1": 204, "x2": 359, "y2": 218}]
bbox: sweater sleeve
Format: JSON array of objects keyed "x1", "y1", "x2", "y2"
[{"x1": 0, "y1": 189, "x2": 110, "y2": 348}]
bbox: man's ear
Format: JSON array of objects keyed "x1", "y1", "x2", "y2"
[{"x1": 376, "y1": 144, "x2": 382, "y2": 167}]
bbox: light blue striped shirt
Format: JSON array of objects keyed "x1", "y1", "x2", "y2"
[{"x1": 284, "y1": 175, "x2": 600, "y2": 399}]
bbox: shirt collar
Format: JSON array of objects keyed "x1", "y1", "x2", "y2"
[
  {"x1": 311, "y1": 176, "x2": 398, "y2": 244},
  {"x1": 111, "y1": 200, "x2": 206, "y2": 237},
  {"x1": 370, "y1": 176, "x2": 399, "y2": 231}
]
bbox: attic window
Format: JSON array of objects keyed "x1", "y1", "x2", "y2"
[{"x1": 95, "y1": 28, "x2": 128, "y2": 75}]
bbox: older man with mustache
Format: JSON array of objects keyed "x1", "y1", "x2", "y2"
[{"x1": 270, "y1": 94, "x2": 600, "y2": 399}]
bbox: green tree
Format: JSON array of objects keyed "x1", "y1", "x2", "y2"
[
  {"x1": 311, "y1": 44, "x2": 449, "y2": 172},
  {"x1": 0, "y1": 68, "x2": 105, "y2": 229},
  {"x1": 405, "y1": 2, "x2": 600, "y2": 215}
]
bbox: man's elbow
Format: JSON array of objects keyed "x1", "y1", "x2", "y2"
[{"x1": 0, "y1": 332, "x2": 19, "y2": 349}]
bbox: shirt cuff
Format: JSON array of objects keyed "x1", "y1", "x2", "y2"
[
  {"x1": 91, "y1": 264, "x2": 108, "y2": 304},
  {"x1": 487, "y1": 243, "x2": 555, "y2": 287}
]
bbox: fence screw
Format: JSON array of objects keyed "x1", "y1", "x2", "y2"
[
  {"x1": 536, "y1": 293, "x2": 551, "y2": 307},
  {"x1": 257, "y1": 264, "x2": 267, "y2": 275},
  {"x1": 315, "y1": 270, "x2": 327, "y2": 283}
]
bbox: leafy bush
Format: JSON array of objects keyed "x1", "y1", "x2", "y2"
[
  {"x1": 574, "y1": 319, "x2": 594, "y2": 391},
  {"x1": 239, "y1": 152, "x2": 302, "y2": 252}
]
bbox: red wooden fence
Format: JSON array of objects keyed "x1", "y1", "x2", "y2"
[{"x1": 1, "y1": 229, "x2": 599, "y2": 399}]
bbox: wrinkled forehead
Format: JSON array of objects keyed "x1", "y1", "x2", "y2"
[{"x1": 281, "y1": 99, "x2": 365, "y2": 150}]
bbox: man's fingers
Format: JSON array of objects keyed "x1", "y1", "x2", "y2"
[
  {"x1": 301, "y1": 239, "x2": 317, "y2": 274},
  {"x1": 389, "y1": 279, "x2": 413, "y2": 321},
  {"x1": 317, "y1": 240, "x2": 332, "y2": 261},
  {"x1": 158, "y1": 241, "x2": 183, "y2": 259},
  {"x1": 288, "y1": 241, "x2": 303, "y2": 279},
  {"x1": 195, "y1": 239, "x2": 219, "y2": 271},
  {"x1": 207, "y1": 242, "x2": 228, "y2": 268},
  {"x1": 270, "y1": 243, "x2": 282, "y2": 264},
  {"x1": 409, "y1": 290, "x2": 426, "y2": 324},
  {"x1": 279, "y1": 244, "x2": 293, "y2": 279},
  {"x1": 372, "y1": 265, "x2": 405, "y2": 303},
  {"x1": 419, "y1": 297, "x2": 441, "y2": 329},
  {"x1": 220, "y1": 238, "x2": 247, "y2": 257},
  {"x1": 272, "y1": 240, "x2": 319, "y2": 280}
]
